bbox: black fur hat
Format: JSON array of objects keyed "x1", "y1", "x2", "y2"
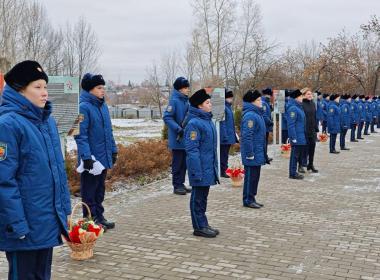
[
  {"x1": 225, "y1": 88, "x2": 233, "y2": 99},
  {"x1": 290, "y1": 89, "x2": 302, "y2": 99},
  {"x1": 4, "y1": 60, "x2": 48, "y2": 91},
  {"x1": 189, "y1": 89, "x2": 210, "y2": 107},
  {"x1": 262, "y1": 88, "x2": 273, "y2": 96},
  {"x1": 81, "y1": 73, "x2": 105, "y2": 92},
  {"x1": 173, "y1": 77, "x2": 190, "y2": 91},
  {"x1": 243, "y1": 90, "x2": 261, "y2": 103}
]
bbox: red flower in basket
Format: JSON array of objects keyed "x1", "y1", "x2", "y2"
[
  {"x1": 226, "y1": 167, "x2": 244, "y2": 179},
  {"x1": 67, "y1": 219, "x2": 104, "y2": 244},
  {"x1": 318, "y1": 133, "x2": 328, "y2": 142},
  {"x1": 281, "y1": 143, "x2": 291, "y2": 153}
]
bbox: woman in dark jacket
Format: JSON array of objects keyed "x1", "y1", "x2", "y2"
[
  {"x1": 0, "y1": 61, "x2": 71, "y2": 280},
  {"x1": 301, "y1": 88, "x2": 319, "y2": 173}
]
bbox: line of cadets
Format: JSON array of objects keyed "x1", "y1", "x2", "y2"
[{"x1": 164, "y1": 77, "x2": 380, "y2": 238}]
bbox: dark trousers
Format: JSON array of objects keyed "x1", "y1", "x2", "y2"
[
  {"x1": 371, "y1": 118, "x2": 377, "y2": 132},
  {"x1": 357, "y1": 122, "x2": 364, "y2": 138},
  {"x1": 364, "y1": 122, "x2": 370, "y2": 135},
  {"x1": 330, "y1": 133, "x2": 337, "y2": 152},
  {"x1": 289, "y1": 145, "x2": 305, "y2": 177},
  {"x1": 81, "y1": 170, "x2": 107, "y2": 219},
  {"x1": 340, "y1": 128, "x2": 348, "y2": 149},
  {"x1": 350, "y1": 124, "x2": 356, "y2": 141},
  {"x1": 265, "y1": 132, "x2": 269, "y2": 160},
  {"x1": 6, "y1": 248, "x2": 53, "y2": 280},
  {"x1": 322, "y1": 121, "x2": 327, "y2": 133},
  {"x1": 302, "y1": 136, "x2": 316, "y2": 168},
  {"x1": 243, "y1": 165, "x2": 261, "y2": 205},
  {"x1": 378, "y1": 115, "x2": 380, "y2": 128},
  {"x1": 281, "y1": 130, "x2": 288, "y2": 144},
  {"x1": 220, "y1": 144, "x2": 231, "y2": 174},
  {"x1": 171, "y1": 149, "x2": 187, "y2": 190},
  {"x1": 190, "y1": 186, "x2": 210, "y2": 230}
]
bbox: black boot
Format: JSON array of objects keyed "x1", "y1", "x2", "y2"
[
  {"x1": 95, "y1": 217, "x2": 115, "y2": 230},
  {"x1": 193, "y1": 227, "x2": 217, "y2": 238},
  {"x1": 289, "y1": 173, "x2": 304, "y2": 180},
  {"x1": 307, "y1": 165, "x2": 319, "y2": 173},
  {"x1": 298, "y1": 166, "x2": 306, "y2": 174},
  {"x1": 174, "y1": 188, "x2": 187, "y2": 195},
  {"x1": 207, "y1": 226, "x2": 220, "y2": 235}
]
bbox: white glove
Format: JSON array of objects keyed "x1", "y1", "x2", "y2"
[
  {"x1": 246, "y1": 156, "x2": 255, "y2": 160},
  {"x1": 292, "y1": 139, "x2": 297, "y2": 143}
]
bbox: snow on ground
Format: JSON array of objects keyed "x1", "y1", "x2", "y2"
[{"x1": 66, "y1": 118, "x2": 164, "y2": 152}]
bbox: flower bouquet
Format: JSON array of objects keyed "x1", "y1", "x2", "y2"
[
  {"x1": 64, "y1": 202, "x2": 104, "y2": 260},
  {"x1": 225, "y1": 166, "x2": 245, "y2": 187},
  {"x1": 280, "y1": 142, "x2": 291, "y2": 158},
  {"x1": 318, "y1": 133, "x2": 329, "y2": 143}
]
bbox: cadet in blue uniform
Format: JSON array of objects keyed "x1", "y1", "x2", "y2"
[
  {"x1": 287, "y1": 89, "x2": 307, "y2": 180},
  {"x1": 339, "y1": 94, "x2": 350, "y2": 150},
  {"x1": 370, "y1": 96, "x2": 378, "y2": 133},
  {"x1": 281, "y1": 90, "x2": 290, "y2": 144},
  {"x1": 316, "y1": 91, "x2": 324, "y2": 130},
  {"x1": 262, "y1": 88, "x2": 274, "y2": 163},
  {"x1": 321, "y1": 94, "x2": 330, "y2": 133},
  {"x1": 185, "y1": 89, "x2": 219, "y2": 238},
  {"x1": 220, "y1": 89, "x2": 238, "y2": 178},
  {"x1": 349, "y1": 95, "x2": 359, "y2": 142},
  {"x1": 364, "y1": 96, "x2": 372, "y2": 135},
  {"x1": 75, "y1": 73, "x2": 117, "y2": 230},
  {"x1": 327, "y1": 94, "x2": 341, "y2": 153},
  {"x1": 357, "y1": 95, "x2": 366, "y2": 139},
  {"x1": 241, "y1": 90, "x2": 266, "y2": 208},
  {"x1": 0, "y1": 61, "x2": 71, "y2": 279},
  {"x1": 163, "y1": 77, "x2": 191, "y2": 195}
]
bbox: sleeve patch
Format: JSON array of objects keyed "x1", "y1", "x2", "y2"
[
  {"x1": 0, "y1": 142, "x2": 7, "y2": 161},
  {"x1": 248, "y1": 120, "x2": 254, "y2": 128},
  {"x1": 190, "y1": 131, "x2": 197, "y2": 140},
  {"x1": 290, "y1": 111, "x2": 296, "y2": 119},
  {"x1": 330, "y1": 108, "x2": 334, "y2": 113},
  {"x1": 166, "y1": 105, "x2": 172, "y2": 112}
]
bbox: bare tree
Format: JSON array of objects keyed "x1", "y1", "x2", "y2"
[
  {"x1": 160, "y1": 50, "x2": 179, "y2": 92},
  {"x1": 145, "y1": 62, "x2": 164, "y2": 117}
]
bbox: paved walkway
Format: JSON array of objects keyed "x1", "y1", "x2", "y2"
[{"x1": 1, "y1": 133, "x2": 380, "y2": 280}]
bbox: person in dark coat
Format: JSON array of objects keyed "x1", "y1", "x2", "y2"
[
  {"x1": 241, "y1": 90, "x2": 266, "y2": 208},
  {"x1": 339, "y1": 94, "x2": 351, "y2": 150},
  {"x1": 220, "y1": 89, "x2": 238, "y2": 177},
  {"x1": 301, "y1": 88, "x2": 319, "y2": 173},
  {"x1": 0, "y1": 61, "x2": 71, "y2": 280},
  {"x1": 185, "y1": 89, "x2": 219, "y2": 238},
  {"x1": 287, "y1": 89, "x2": 307, "y2": 180},
  {"x1": 357, "y1": 95, "x2": 366, "y2": 139},
  {"x1": 327, "y1": 94, "x2": 341, "y2": 153},
  {"x1": 261, "y1": 88, "x2": 274, "y2": 163},
  {"x1": 349, "y1": 95, "x2": 359, "y2": 142},
  {"x1": 75, "y1": 73, "x2": 117, "y2": 230},
  {"x1": 163, "y1": 77, "x2": 191, "y2": 195}
]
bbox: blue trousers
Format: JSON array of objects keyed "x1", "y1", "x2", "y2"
[
  {"x1": 171, "y1": 149, "x2": 187, "y2": 190},
  {"x1": 289, "y1": 145, "x2": 305, "y2": 177},
  {"x1": 378, "y1": 115, "x2": 380, "y2": 128},
  {"x1": 357, "y1": 122, "x2": 364, "y2": 138},
  {"x1": 350, "y1": 124, "x2": 356, "y2": 141},
  {"x1": 330, "y1": 133, "x2": 337, "y2": 152},
  {"x1": 322, "y1": 121, "x2": 327, "y2": 133},
  {"x1": 190, "y1": 186, "x2": 210, "y2": 230},
  {"x1": 243, "y1": 165, "x2": 261, "y2": 205},
  {"x1": 220, "y1": 144, "x2": 231, "y2": 174},
  {"x1": 6, "y1": 248, "x2": 53, "y2": 280},
  {"x1": 364, "y1": 122, "x2": 370, "y2": 134},
  {"x1": 340, "y1": 128, "x2": 348, "y2": 149},
  {"x1": 371, "y1": 118, "x2": 377, "y2": 132},
  {"x1": 281, "y1": 130, "x2": 288, "y2": 144},
  {"x1": 81, "y1": 170, "x2": 107, "y2": 219}
]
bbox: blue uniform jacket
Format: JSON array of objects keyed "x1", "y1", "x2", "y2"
[
  {"x1": 340, "y1": 100, "x2": 350, "y2": 129},
  {"x1": 286, "y1": 99, "x2": 306, "y2": 145},
  {"x1": 74, "y1": 91, "x2": 117, "y2": 169},
  {"x1": 240, "y1": 102, "x2": 266, "y2": 166},
  {"x1": 281, "y1": 99, "x2": 289, "y2": 131},
  {"x1": 184, "y1": 106, "x2": 218, "y2": 187},
  {"x1": 365, "y1": 101, "x2": 372, "y2": 122},
  {"x1": 321, "y1": 99, "x2": 329, "y2": 121},
  {"x1": 371, "y1": 101, "x2": 378, "y2": 119},
  {"x1": 316, "y1": 99, "x2": 324, "y2": 121},
  {"x1": 357, "y1": 100, "x2": 365, "y2": 122},
  {"x1": 377, "y1": 100, "x2": 380, "y2": 117},
  {"x1": 349, "y1": 101, "x2": 359, "y2": 125},
  {"x1": 261, "y1": 97, "x2": 273, "y2": 132},
  {"x1": 163, "y1": 89, "x2": 189, "y2": 150},
  {"x1": 220, "y1": 102, "x2": 237, "y2": 145},
  {"x1": 0, "y1": 85, "x2": 71, "y2": 251},
  {"x1": 327, "y1": 101, "x2": 341, "y2": 134}
]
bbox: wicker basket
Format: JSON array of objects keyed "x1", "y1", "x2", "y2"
[
  {"x1": 230, "y1": 177, "x2": 243, "y2": 187},
  {"x1": 65, "y1": 202, "x2": 97, "y2": 261},
  {"x1": 281, "y1": 140, "x2": 291, "y2": 158}
]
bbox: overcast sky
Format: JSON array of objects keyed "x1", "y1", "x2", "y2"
[{"x1": 41, "y1": 0, "x2": 379, "y2": 83}]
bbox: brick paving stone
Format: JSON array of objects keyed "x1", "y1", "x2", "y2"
[{"x1": 1, "y1": 134, "x2": 380, "y2": 279}]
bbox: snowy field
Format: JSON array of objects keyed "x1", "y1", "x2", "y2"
[{"x1": 66, "y1": 118, "x2": 164, "y2": 152}]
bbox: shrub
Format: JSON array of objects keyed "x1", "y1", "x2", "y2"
[
  {"x1": 65, "y1": 151, "x2": 80, "y2": 194},
  {"x1": 234, "y1": 108, "x2": 242, "y2": 133},
  {"x1": 162, "y1": 124, "x2": 168, "y2": 140}
]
